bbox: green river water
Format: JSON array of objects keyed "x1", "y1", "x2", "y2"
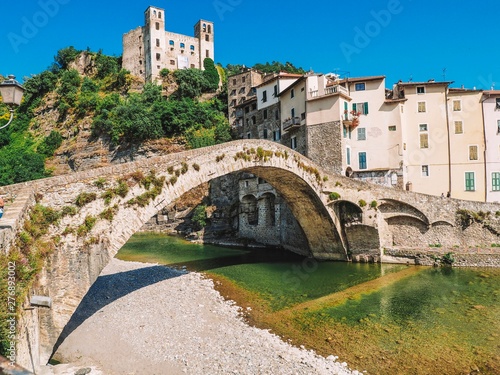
[{"x1": 116, "y1": 233, "x2": 500, "y2": 375}]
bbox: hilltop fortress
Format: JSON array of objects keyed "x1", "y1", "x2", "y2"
[{"x1": 122, "y1": 6, "x2": 214, "y2": 82}]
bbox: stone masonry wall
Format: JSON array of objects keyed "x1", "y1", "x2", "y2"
[{"x1": 306, "y1": 121, "x2": 343, "y2": 174}]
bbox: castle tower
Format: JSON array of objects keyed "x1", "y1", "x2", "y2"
[
  {"x1": 194, "y1": 19, "x2": 214, "y2": 67},
  {"x1": 144, "y1": 6, "x2": 166, "y2": 82},
  {"x1": 122, "y1": 6, "x2": 215, "y2": 82}
]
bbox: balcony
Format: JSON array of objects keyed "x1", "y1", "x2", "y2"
[
  {"x1": 235, "y1": 109, "x2": 243, "y2": 118},
  {"x1": 308, "y1": 85, "x2": 349, "y2": 100},
  {"x1": 283, "y1": 117, "x2": 301, "y2": 131}
]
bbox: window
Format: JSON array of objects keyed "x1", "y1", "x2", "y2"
[
  {"x1": 170, "y1": 60, "x2": 175, "y2": 65},
  {"x1": 496, "y1": 98, "x2": 500, "y2": 110},
  {"x1": 291, "y1": 89, "x2": 295, "y2": 98},
  {"x1": 291, "y1": 108, "x2": 295, "y2": 118},
  {"x1": 455, "y1": 121, "x2": 463, "y2": 134},
  {"x1": 275, "y1": 111, "x2": 279, "y2": 120},
  {"x1": 358, "y1": 152, "x2": 367, "y2": 170},
  {"x1": 357, "y1": 128, "x2": 366, "y2": 140},
  {"x1": 346, "y1": 147, "x2": 351, "y2": 165},
  {"x1": 497, "y1": 120, "x2": 500, "y2": 134},
  {"x1": 169, "y1": 40, "x2": 174, "y2": 46},
  {"x1": 343, "y1": 126, "x2": 347, "y2": 138},
  {"x1": 492, "y1": 172, "x2": 500, "y2": 191},
  {"x1": 263, "y1": 109, "x2": 268, "y2": 119},
  {"x1": 180, "y1": 43, "x2": 185, "y2": 49},
  {"x1": 208, "y1": 25, "x2": 212, "y2": 33},
  {"x1": 418, "y1": 101, "x2": 426, "y2": 112},
  {"x1": 422, "y1": 165, "x2": 429, "y2": 177},
  {"x1": 247, "y1": 133, "x2": 251, "y2": 139},
  {"x1": 453, "y1": 100, "x2": 462, "y2": 111},
  {"x1": 419, "y1": 124, "x2": 428, "y2": 132},
  {"x1": 251, "y1": 116, "x2": 256, "y2": 125},
  {"x1": 230, "y1": 99, "x2": 236, "y2": 107},
  {"x1": 301, "y1": 112, "x2": 306, "y2": 120},
  {"x1": 155, "y1": 22, "x2": 160, "y2": 30},
  {"x1": 233, "y1": 79, "x2": 236, "y2": 85},
  {"x1": 156, "y1": 39, "x2": 160, "y2": 47},
  {"x1": 469, "y1": 145, "x2": 478, "y2": 160},
  {"x1": 388, "y1": 125, "x2": 397, "y2": 131},
  {"x1": 230, "y1": 89, "x2": 236, "y2": 96},
  {"x1": 156, "y1": 53, "x2": 161, "y2": 61},
  {"x1": 291, "y1": 136, "x2": 297, "y2": 150},
  {"x1": 245, "y1": 106, "x2": 249, "y2": 114},
  {"x1": 355, "y1": 82, "x2": 365, "y2": 91},
  {"x1": 420, "y1": 133, "x2": 429, "y2": 148},
  {"x1": 190, "y1": 45, "x2": 195, "y2": 51},
  {"x1": 205, "y1": 34, "x2": 210, "y2": 42},
  {"x1": 263, "y1": 128, "x2": 268, "y2": 139},
  {"x1": 417, "y1": 86, "x2": 425, "y2": 94},
  {"x1": 353, "y1": 102, "x2": 369, "y2": 115},
  {"x1": 158, "y1": 11, "x2": 162, "y2": 19},
  {"x1": 465, "y1": 172, "x2": 475, "y2": 191},
  {"x1": 206, "y1": 50, "x2": 209, "y2": 58},
  {"x1": 273, "y1": 85, "x2": 278, "y2": 97},
  {"x1": 262, "y1": 90, "x2": 267, "y2": 103},
  {"x1": 203, "y1": 23, "x2": 207, "y2": 32},
  {"x1": 251, "y1": 103, "x2": 256, "y2": 111},
  {"x1": 273, "y1": 129, "x2": 281, "y2": 141}
]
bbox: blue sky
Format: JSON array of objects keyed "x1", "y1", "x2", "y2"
[{"x1": 1, "y1": 0, "x2": 499, "y2": 90}]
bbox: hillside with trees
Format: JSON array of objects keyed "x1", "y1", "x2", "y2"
[{"x1": 0, "y1": 46, "x2": 306, "y2": 186}]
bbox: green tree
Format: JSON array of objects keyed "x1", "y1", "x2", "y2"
[
  {"x1": 191, "y1": 204, "x2": 207, "y2": 230},
  {"x1": 173, "y1": 68, "x2": 210, "y2": 98},
  {"x1": 52, "y1": 46, "x2": 81, "y2": 72},
  {"x1": 37, "y1": 131, "x2": 63, "y2": 157},
  {"x1": 203, "y1": 58, "x2": 220, "y2": 92}
]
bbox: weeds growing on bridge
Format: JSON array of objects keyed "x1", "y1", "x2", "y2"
[
  {"x1": 75, "y1": 192, "x2": 97, "y2": 207},
  {"x1": 0, "y1": 204, "x2": 62, "y2": 356}
]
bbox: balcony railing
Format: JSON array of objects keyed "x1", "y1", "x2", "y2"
[
  {"x1": 283, "y1": 117, "x2": 301, "y2": 130},
  {"x1": 308, "y1": 85, "x2": 348, "y2": 100}
]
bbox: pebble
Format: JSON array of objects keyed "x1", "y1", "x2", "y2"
[{"x1": 43, "y1": 259, "x2": 359, "y2": 375}]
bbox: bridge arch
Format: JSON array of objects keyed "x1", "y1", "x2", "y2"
[{"x1": 18, "y1": 140, "x2": 345, "y2": 363}]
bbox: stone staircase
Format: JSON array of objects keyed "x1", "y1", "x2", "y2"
[{"x1": 0, "y1": 187, "x2": 35, "y2": 255}]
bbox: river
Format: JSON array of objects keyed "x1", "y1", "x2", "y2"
[{"x1": 116, "y1": 233, "x2": 500, "y2": 375}]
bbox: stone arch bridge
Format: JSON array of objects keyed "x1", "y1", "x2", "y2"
[{"x1": 2, "y1": 139, "x2": 499, "y2": 369}]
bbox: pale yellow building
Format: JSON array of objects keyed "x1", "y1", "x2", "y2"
[{"x1": 448, "y1": 89, "x2": 485, "y2": 201}]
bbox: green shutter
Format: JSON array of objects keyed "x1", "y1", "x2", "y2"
[
  {"x1": 364, "y1": 102, "x2": 369, "y2": 114},
  {"x1": 352, "y1": 103, "x2": 357, "y2": 112}
]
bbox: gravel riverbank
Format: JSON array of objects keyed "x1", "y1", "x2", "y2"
[{"x1": 40, "y1": 258, "x2": 360, "y2": 375}]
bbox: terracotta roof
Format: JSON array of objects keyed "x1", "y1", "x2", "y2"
[
  {"x1": 255, "y1": 72, "x2": 303, "y2": 89},
  {"x1": 396, "y1": 80, "x2": 454, "y2": 86},
  {"x1": 449, "y1": 88, "x2": 483, "y2": 94},
  {"x1": 340, "y1": 75, "x2": 385, "y2": 83},
  {"x1": 483, "y1": 90, "x2": 500, "y2": 96}
]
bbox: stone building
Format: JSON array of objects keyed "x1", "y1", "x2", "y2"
[
  {"x1": 228, "y1": 68, "x2": 265, "y2": 125},
  {"x1": 122, "y1": 6, "x2": 214, "y2": 82}
]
